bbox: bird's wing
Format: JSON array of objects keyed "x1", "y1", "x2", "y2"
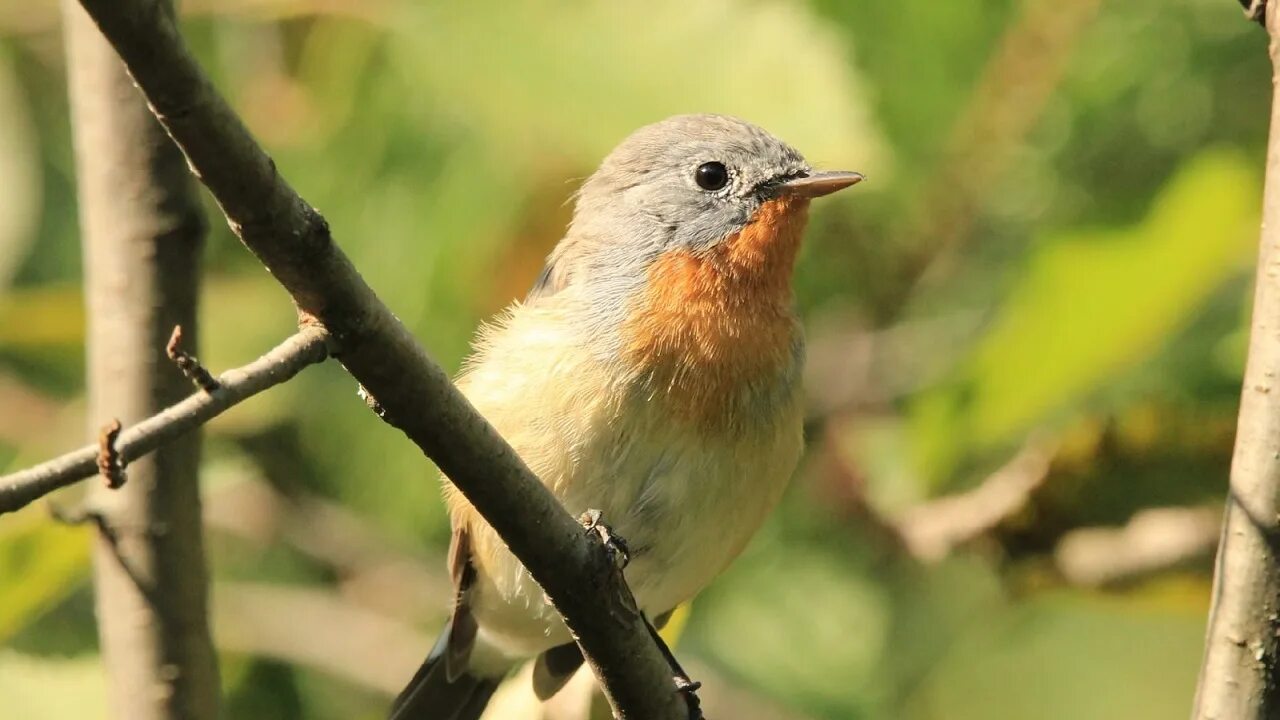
[
  {"x1": 524, "y1": 232, "x2": 593, "y2": 302},
  {"x1": 525, "y1": 255, "x2": 570, "y2": 302},
  {"x1": 525, "y1": 260, "x2": 564, "y2": 302},
  {"x1": 388, "y1": 524, "x2": 494, "y2": 719},
  {"x1": 531, "y1": 641, "x2": 585, "y2": 700},
  {"x1": 444, "y1": 525, "x2": 479, "y2": 679}
]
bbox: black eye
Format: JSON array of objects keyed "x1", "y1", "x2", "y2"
[{"x1": 695, "y1": 161, "x2": 729, "y2": 191}]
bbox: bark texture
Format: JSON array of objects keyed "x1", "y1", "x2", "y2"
[
  {"x1": 63, "y1": 1, "x2": 219, "y2": 717},
  {"x1": 1194, "y1": 5, "x2": 1280, "y2": 717}
]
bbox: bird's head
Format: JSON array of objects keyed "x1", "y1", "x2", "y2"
[
  {"x1": 574, "y1": 113, "x2": 861, "y2": 252},
  {"x1": 532, "y1": 115, "x2": 862, "y2": 422},
  {"x1": 534, "y1": 114, "x2": 862, "y2": 310}
]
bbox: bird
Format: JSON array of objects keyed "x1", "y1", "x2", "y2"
[{"x1": 390, "y1": 113, "x2": 863, "y2": 720}]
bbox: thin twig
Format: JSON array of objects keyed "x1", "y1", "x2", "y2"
[
  {"x1": 0, "y1": 327, "x2": 330, "y2": 515},
  {"x1": 48, "y1": 501, "x2": 164, "y2": 606},
  {"x1": 1243, "y1": 0, "x2": 1268, "y2": 26},
  {"x1": 895, "y1": 435, "x2": 1056, "y2": 562},
  {"x1": 1055, "y1": 506, "x2": 1219, "y2": 587},
  {"x1": 167, "y1": 325, "x2": 220, "y2": 392},
  {"x1": 49, "y1": 501, "x2": 100, "y2": 527},
  {"x1": 70, "y1": 1, "x2": 692, "y2": 716},
  {"x1": 95, "y1": 418, "x2": 126, "y2": 489}
]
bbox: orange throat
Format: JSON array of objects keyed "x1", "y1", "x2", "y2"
[{"x1": 622, "y1": 196, "x2": 809, "y2": 429}]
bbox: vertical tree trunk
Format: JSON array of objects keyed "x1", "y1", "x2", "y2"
[
  {"x1": 1194, "y1": 5, "x2": 1280, "y2": 718},
  {"x1": 63, "y1": 1, "x2": 220, "y2": 717}
]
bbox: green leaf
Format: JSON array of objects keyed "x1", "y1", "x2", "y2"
[
  {"x1": 0, "y1": 509, "x2": 91, "y2": 643},
  {"x1": 0, "y1": 284, "x2": 84, "y2": 349},
  {"x1": 911, "y1": 150, "x2": 1260, "y2": 482},
  {"x1": 0, "y1": 47, "x2": 41, "y2": 291}
]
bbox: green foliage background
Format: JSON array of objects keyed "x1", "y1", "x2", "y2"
[{"x1": 0, "y1": 0, "x2": 1267, "y2": 718}]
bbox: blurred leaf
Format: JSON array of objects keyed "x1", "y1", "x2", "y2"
[
  {"x1": 808, "y1": 0, "x2": 1013, "y2": 174},
  {"x1": 0, "y1": 284, "x2": 83, "y2": 349},
  {"x1": 0, "y1": 47, "x2": 41, "y2": 290},
  {"x1": 199, "y1": 274, "x2": 297, "y2": 370},
  {"x1": 390, "y1": 0, "x2": 889, "y2": 177},
  {"x1": 224, "y1": 659, "x2": 305, "y2": 720},
  {"x1": 0, "y1": 509, "x2": 90, "y2": 643},
  {"x1": 0, "y1": 650, "x2": 106, "y2": 720},
  {"x1": 911, "y1": 150, "x2": 1260, "y2": 483},
  {"x1": 0, "y1": 273, "x2": 298, "y2": 413},
  {"x1": 903, "y1": 590, "x2": 1205, "y2": 720}
]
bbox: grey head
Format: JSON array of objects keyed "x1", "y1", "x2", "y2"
[{"x1": 527, "y1": 114, "x2": 861, "y2": 310}]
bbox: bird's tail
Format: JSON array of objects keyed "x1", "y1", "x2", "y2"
[{"x1": 389, "y1": 626, "x2": 500, "y2": 720}]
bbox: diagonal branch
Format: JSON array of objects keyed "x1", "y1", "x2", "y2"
[
  {"x1": 895, "y1": 435, "x2": 1056, "y2": 561},
  {"x1": 70, "y1": 1, "x2": 689, "y2": 717},
  {"x1": 0, "y1": 327, "x2": 330, "y2": 515},
  {"x1": 1056, "y1": 505, "x2": 1220, "y2": 588}
]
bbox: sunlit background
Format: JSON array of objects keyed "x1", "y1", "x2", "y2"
[{"x1": 0, "y1": 1, "x2": 1268, "y2": 718}]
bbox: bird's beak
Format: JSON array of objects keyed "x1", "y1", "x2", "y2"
[{"x1": 778, "y1": 171, "x2": 865, "y2": 198}]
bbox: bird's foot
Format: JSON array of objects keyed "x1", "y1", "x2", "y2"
[
  {"x1": 579, "y1": 508, "x2": 630, "y2": 570},
  {"x1": 675, "y1": 675, "x2": 705, "y2": 719}
]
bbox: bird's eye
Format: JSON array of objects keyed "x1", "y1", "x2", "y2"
[{"x1": 695, "y1": 161, "x2": 729, "y2": 191}]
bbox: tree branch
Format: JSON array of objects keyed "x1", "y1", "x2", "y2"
[
  {"x1": 69, "y1": 1, "x2": 689, "y2": 717},
  {"x1": 1194, "y1": 4, "x2": 1280, "y2": 716},
  {"x1": 62, "y1": 0, "x2": 220, "y2": 714},
  {"x1": 1055, "y1": 506, "x2": 1219, "y2": 587},
  {"x1": 895, "y1": 435, "x2": 1056, "y2": 561},
  {"x1": 0, "y1": 328, "x2": 330, "y2": 515}
]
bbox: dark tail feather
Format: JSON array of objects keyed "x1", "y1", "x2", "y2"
[
  {"x1": 532, "y1": 641, "x2": 585, "y2": 700},
  {"x1": 390, "y1": 628, "x2": 499, "y2": 720}
]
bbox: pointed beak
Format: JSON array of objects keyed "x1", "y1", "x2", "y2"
[{"x1": 778, "y1": 171, "x2": 865, "y2": 199}]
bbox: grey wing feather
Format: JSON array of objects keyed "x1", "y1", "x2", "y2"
[
  {"x1": 525, "y1": 235, "x2": 584, "y2": 302},
  {"x1": 388, "y1": 527, "x2": 490, "y2": 720},
  {"x1": 525, "y1": 261, "x2": 561, "y2": 301},
  {"x1": 445, "y1": 527, "x2": 478, "y2": 679},
  {"x1": 531, "y1": 642, "x2": 585, "y2": 700}
]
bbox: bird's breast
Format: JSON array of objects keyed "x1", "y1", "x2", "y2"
[{"x1": 620, "y1": 196, "x2": 809, "y2": 432}]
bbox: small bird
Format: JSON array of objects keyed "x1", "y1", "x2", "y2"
[{"x1": 391, "y1": 114, "x2": 862, "y2": 720}]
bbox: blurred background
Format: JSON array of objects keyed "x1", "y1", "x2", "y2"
[{"x1": 0, "y1": 0, "x2": 1269, "y2": 718}]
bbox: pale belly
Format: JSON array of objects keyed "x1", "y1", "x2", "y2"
[
  {"x1": 445, "y1": 293, "x2": 806, "y2": 666},
  {"x1": 457, "y1": 364, "x2": 804, "y2": 661}
]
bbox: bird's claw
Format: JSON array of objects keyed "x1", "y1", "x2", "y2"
[
  {"x1": 579, "y1": 508, "x2": 630, "y2": 570},
  {"x1": 675, "y1": 676, "x2": 704, "y2": 720}
]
